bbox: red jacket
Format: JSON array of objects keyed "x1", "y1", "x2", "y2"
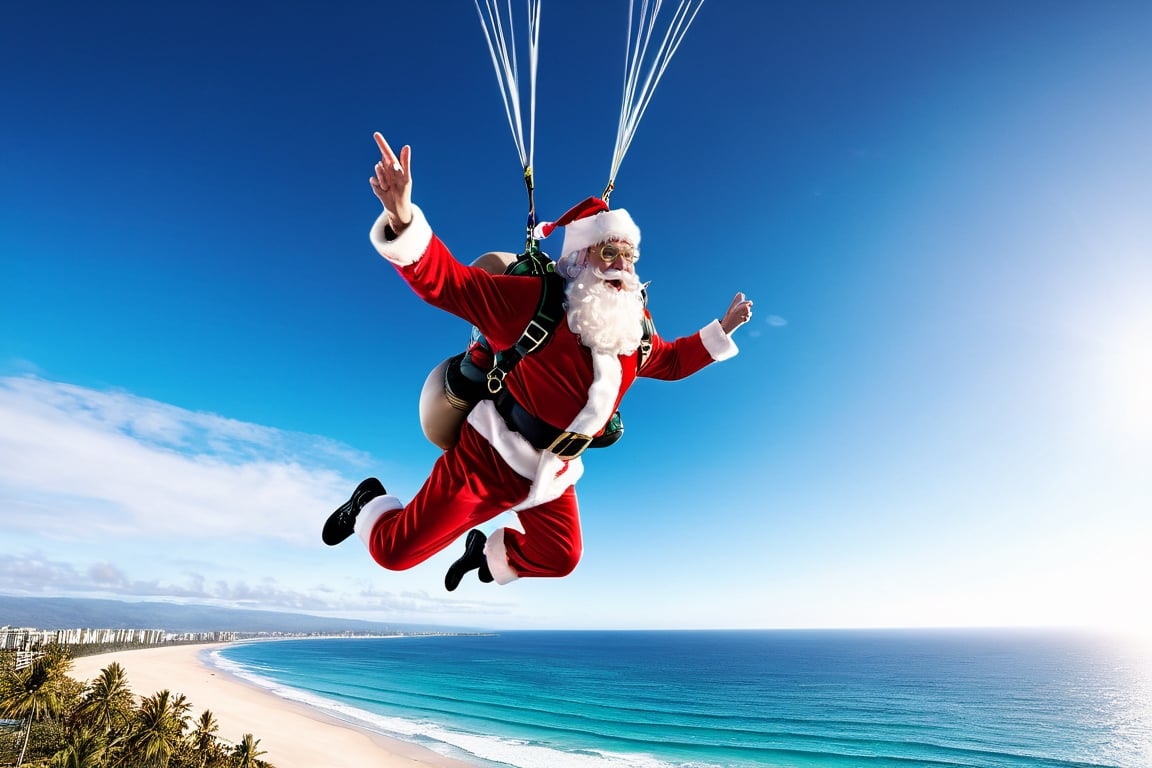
[{"x1": 372, "y1": 206, "x2": 737, "y2": 508}]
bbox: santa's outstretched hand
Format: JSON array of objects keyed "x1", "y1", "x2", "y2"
[
  {"x1": 720, "y1": 292, "x2": 753, "y2": 334},
  {"x1": 369, "y1": 132, "x2": 414, "y2": 236}
]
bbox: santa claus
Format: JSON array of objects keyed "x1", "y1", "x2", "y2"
[{"x1": 323, "y1": 132, "x2": 753, "y2": 591}]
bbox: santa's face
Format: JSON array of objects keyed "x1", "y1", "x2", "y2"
[
  {"x1": 584, "y1": 240, "x2": 639, "y2": 290},
  {"x1": 564, "y1": 242, "x2": 645, "y2": 356}
]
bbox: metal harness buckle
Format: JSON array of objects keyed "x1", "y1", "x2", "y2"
[
  {"x1": 519, "y1": 320, "x2": 550, "y2": 353},
  {"x1": 547, "y1": 431, "x2": 594, "y2": 459},
  {"x1": 486, "y1": 368, "x2": 507, "y2": 394}
]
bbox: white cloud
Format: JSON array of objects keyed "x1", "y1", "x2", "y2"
[
  {"x1": 746, "y1": 315, "x2": 786, "y2": 339},
  {"x1": 0, "y1": 375, "x2": 367, "y2": 542},
  {"x1": 0, "y1": 375, "x2": 517, "y2": 624}
]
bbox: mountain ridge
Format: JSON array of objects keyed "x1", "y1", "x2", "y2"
[{"x1": 0, "y1": 596, "x2": 473, "y2": 634}]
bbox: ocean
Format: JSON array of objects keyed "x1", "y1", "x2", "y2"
[{"x1": 211, "y1": 630, "x2": 1152, "y2": 768}]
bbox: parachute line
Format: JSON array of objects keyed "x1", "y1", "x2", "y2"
[
  {"x1": 473, "y1": 0, "x2": 541, "y2": 171},
  {"x1": 607, "y1": 0, "x2": 705, "y2": 197}
]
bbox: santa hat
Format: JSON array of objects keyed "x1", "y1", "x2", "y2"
[{"x1": 534, "y1": 197, "x2": 641, "y2": 258}]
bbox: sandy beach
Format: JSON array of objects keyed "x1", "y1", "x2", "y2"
[{"x1": 69, "y1": 644, "x2": 477, "y2": 768}]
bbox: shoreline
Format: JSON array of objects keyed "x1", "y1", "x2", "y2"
[{"x1": 69, "y1": 643, "x2": 478, "y2": 768}]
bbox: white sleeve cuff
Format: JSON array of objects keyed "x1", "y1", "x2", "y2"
[
  {"x1": 369, "y1": 204, "x2": 433, "y2": 266},
  {"x1": 700, "y1": 319, "x2": 739, "y2": 361}
]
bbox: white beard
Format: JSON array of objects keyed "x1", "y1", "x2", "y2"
[{"x1": 565, "y1": 267, "x2": 646, "y2": 356}]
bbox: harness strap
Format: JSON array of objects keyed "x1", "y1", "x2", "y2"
[
  {"x1": 637, "y1": 288, "x2": 654, "y2": 369},
  {"x1": 486, "y1": 266, "x2": 565, "y2": 394}
]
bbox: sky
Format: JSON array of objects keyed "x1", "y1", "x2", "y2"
[{"x1": 2, "y1": 0, "x2": 1150, "y2": 632}]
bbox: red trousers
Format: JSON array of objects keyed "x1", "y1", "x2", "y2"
[{"x1": 365, "y1": 422, "x2": 583, "y2": 579}]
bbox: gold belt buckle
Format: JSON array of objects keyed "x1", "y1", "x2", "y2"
[{"x1": 547, "y1": 431, "x2": 593, "y2": 459}]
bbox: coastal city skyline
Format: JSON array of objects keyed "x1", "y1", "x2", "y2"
[
  {"x1": 1, "y1": 625, "x2": 237, "y2": 650},
  {"x1": 2, "y1": 2, "x2": 1150, "y2": 632}
]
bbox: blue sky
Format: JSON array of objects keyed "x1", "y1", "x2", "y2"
[{"x1": 2, "y1": 1, "x2": 1149, "y2": 631}]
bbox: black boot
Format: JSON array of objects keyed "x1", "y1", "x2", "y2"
[
  {"x1": 445, "y1": 529, "x2": 494, "y2": 591},
  {"x1": 322, "y1": 477, "x2": 385, "y2": 546}
]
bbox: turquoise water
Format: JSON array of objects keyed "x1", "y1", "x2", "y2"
[{"x1": 211, "y1": 630, "x2": 1152, "y2": 768}]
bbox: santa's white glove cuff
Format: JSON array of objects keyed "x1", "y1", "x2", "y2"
[
  {"x1": 700, "y1": 319, "x2": 738, "y2": 361},
  {"x1": 370, "y1": 204, "x2": 432, "y2": 267}
]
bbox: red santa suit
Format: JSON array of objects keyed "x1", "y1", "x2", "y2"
[{"x1": 354, "y1": 204, "x2": 738, "y2": 584}]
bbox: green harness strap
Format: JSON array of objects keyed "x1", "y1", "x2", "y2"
[
  {"x1": 486, "y1": 245, "x2": 564, "y2": 395},
  {"x1": 485, "y1": 245, "x2": 654, "y2": 396}
]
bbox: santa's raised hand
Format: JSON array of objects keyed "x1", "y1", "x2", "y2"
[
  {"x1": 369, "y1": 132, "x2": 414, "y2": 235},
  {"x1": 720, "y1": 292, "x2": 753, "y2": 334}
]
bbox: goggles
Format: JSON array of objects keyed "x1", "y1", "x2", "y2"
[{"x1": 593, "y1": 242, "x2": 639, "y2": 265}]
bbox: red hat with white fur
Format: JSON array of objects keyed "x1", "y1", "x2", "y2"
[{"x1": 534, "y1": 197, "x2": 642, "y2": 259}]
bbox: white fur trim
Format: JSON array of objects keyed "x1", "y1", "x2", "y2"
[
  {"x1": 505, "y1": 355, "x2": 617, "y2": 512},
  {"x1": 484, "y1": 527, "x2": 520, "y2": 585},
  {"x1": 468, "y1": 400, "x2": 545, "y2": 481},
  {"x1": 466, "y1": 400, "x2": 585, "y2": 512},
  {"x1": 560, "y1": 208, "x2": 640, "y2": 259},
  {"x1": 369, "y1": 204, "x2": 433, "y2": 266},
  {"x1": 512, "y1": 453, "x2": 569, "y2": 512},
  {"x1": 566, "y1": 352, "x2": 622, "y2": 436},
  {"x1": 700, "y1": 319, "x2": 739, "y2": 362},
  {"x1": 355, "y1": 494, "x2": 403, "y2": 549}
]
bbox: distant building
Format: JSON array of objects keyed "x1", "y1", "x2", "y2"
[
  {"x1": 0, "y1": 626, "x2": 56, "y2": 651},
  {"x1": 55, "y1": 627, "x2": 167, "y2": 645},
  {"x1": 1, "y1": 624, "x2": 240, "y2": 651}
]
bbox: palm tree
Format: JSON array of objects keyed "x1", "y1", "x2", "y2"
[
  {"x1": 74, "y1": 662, "x2": 134, "y2": 735},
  {"x1": 49, "y1": 725, "x2": 106, "y2": 768},
  {"x1": 189, "y1": 709, "x2": 221, "y2": 767},
  {"x1": 170, "y1": 693, "x2": 192, "y2": 739},
  {"x1": 231, "y1": 733, "x2": 267, "y2": 768},
  {"x1": 0, "y1": 650, "x2": 70, "y2": 767},
  {"x1": 124, "y1": 689, "x2": 191, "y2": 768}
]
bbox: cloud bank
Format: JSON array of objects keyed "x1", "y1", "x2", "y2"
[
  {"x1": 0, "y1": 375, "x2": 365, "y2": 542},
  {"x1": 0, "y1": 375, "x2": 509, "y2": 623}
]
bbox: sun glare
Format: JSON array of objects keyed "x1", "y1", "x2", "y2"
[
  {"x1": 1073, "y1": 289, "x2": 1152, "y2": 440},
  {"x1": 1100, "y1": 332, "x2": 1152, "y2": 437}
]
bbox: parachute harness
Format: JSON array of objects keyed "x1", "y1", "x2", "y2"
[{"x1": 485, "y1": 268, "x2": 564, "y2": 396}]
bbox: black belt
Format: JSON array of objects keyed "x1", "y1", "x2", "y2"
[{"x1": 494, "y1": 391, "x2": 616, "y2": 459}]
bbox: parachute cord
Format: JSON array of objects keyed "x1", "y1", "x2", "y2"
[
  {"x1": 528, "y1": 0, "x2": 539, "y2": 175},
  {"x1": 607, "y1": 0, "x2": 705, "y2": 194},
  {"x1": 475, "y1": 1, "x2": 542, "y2": 253},
  {"x1": 474, "y1": 0, "x2": 541, "y2": 176},
  {"x1": 524, "y1": 165, "x2": 537, "y2": 253}
]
